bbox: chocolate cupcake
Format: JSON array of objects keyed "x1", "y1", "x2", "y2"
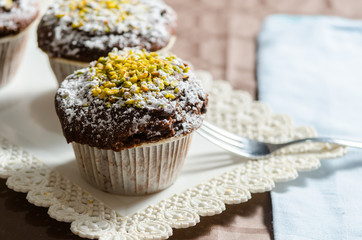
[
  {"x1": 55, "y1": 48, "x2": 208, "y2": 195},
  {"x1": 0, "y1": 0, "x2": 38, "y2": 86},
  {"x1": 38, "y1": 0, "x2": 177, "y2": 84}
]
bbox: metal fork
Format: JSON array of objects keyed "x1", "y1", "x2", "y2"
[{"x1": 197, "y1": 121, "x2": 362, "y2": 159}]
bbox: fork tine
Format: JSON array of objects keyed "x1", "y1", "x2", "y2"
[
  {"x1": 197, "y1": 127, "x2": 257, "y2": 159},
  {"x1": 202, "y1": 121, "x2": 251, "y2": 143},
  {"x1": 199, "y1": 125, "x2": 247, "y2": 149}
]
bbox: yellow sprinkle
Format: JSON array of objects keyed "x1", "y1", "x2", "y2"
[
  {"x1": 130, "y1": 76, "x2": 138, "y2": 83},
  {"x1": 90, "y1": 49, "x2": 185, "y2": 107},
  {"x1": 92, "y1": 87, "x2": 101, "y2": 97},
  {"x1": 141, "y1": 85, "x2": 149, "y2": 92},
  {"x1": 126, "y1": 99, "x2": 135, "y2": 105},
  {"x1": 123, "y1": 81, "x2": 132, "y2": 88},
  {"x1": 130, "y1": 85, "x2": 140, "y2": 93},
  {"x1": 150, "y1": 52, "x2": 159, "y2": 57},
  {"x1": 152, "y1": 71, "x2": 160, "y2": 77},
  {"x1": 96, "y1": 63, "x2": 104, "y2": 69},
  {"x1": 100, "y1": 89, "x2": 108, "y2": 99},
  {"x1": 108, "y1": 53, "x2": 116, "y2": 59},
  {"x1": 138, "y1": 72, "x2": 148, "y2": 80},
  {"x1": 92, "y1": 90, "x2": 99, "y2": 97},
  {"x1": 115, "y1": 64, "x2": 123, "y2": 70},
  {"x1": 159, "y1": 82, "x2": 164, "y2": 90},
  {"x1": 105, "y1": 63, "x2": 113, "y2": 71},
  {"x1": 106, "y1": 89, "x2": 120, "y2": 95},
  {"x1": 104, "y1": 81, "x2": 116, "y2": 88},
  {"x1": 148, "y1": 66, "x2": 156, "y2": 72},
  {"x1": 165, "y1": 93, "x2": 175, "y2": 99},
  {"x1": 110, "y1": 74, "x2": 118, "y2": 80}
]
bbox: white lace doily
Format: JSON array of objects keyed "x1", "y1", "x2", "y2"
[{"x1": 0, "y1": 71, "x2": 347, "y2": 240}]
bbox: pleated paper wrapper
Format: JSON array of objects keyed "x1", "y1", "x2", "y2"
[
  {"x1": 0, "y1": 32, "x2": 28, "y2": 87},
  {"x1": 72, "y1": 133, "x2": 193, "y2": 195}
]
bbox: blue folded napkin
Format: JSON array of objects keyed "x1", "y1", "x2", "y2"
[{"x1": 257, "y1": 15, "x2": 362, "y2": 240}]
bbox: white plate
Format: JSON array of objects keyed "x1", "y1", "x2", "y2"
[{"x1": 0, "y1": 24, "x2": 346, "y2": 240}]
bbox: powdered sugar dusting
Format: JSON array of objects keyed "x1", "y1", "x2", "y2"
[
  {"x1": 56, "y1": 50, "x2": 208, "y2": 147},
  {"x1": 0, "y1": 0, "x2": 38, "y2": 34},
  {"x1": 39, "y1": 0, "x2": 176, "y2": 59}
]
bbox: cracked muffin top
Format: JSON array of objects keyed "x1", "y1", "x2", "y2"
[
  {"x1": 0, "y1": 0, "x2": 39, "y2": 37},
  {"x1": 55, "y1": 48, "x2": 208, "y2": 151},
  {"x1": 37, "y1": 0, "x2": 177, "y2": 62}
]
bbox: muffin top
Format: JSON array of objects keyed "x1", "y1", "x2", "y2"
[
  {"x1": 0, "y1": 0, "x2": 39, "y2": 37},
  {"x1": 37, "y1": 0, "x2": 177, "y2": 62},
  {"x1": 55, "y1": 48, "x2": 208, "y2": 151}
]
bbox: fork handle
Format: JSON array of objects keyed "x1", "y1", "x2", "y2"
[{"x1": 278, "y1": 137, "x2": 362, "y2": 149}]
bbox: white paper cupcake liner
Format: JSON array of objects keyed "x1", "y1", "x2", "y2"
[
  {"x1": 72, "y1": 133, "x2": 193, "y2": 196},
  {"x1": 0, "y1": 31, "x2": 28, "y2": 87},
  {"x1": 49, "y1": 57, "x2": 88, "y2": 85},
  {"x1": 49, "y1": 36, "x2": 177, "y2": 85}
]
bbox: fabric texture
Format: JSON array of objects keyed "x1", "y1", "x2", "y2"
[{"x1": 258, "y1": 15, "x2": 362, "y2": 240}]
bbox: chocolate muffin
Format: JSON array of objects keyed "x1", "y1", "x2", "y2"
[
  {"x1": 55, "y1": 48, "x2": 208, "y2": 195},
  {"x1": 0, "y1": 0, "x2": 38, "y2": 86},
  {"x1": 38, "y1": 0, "x2": 177, "y2": 84}
]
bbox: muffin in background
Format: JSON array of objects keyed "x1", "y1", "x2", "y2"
[
  {"x1": 38, "y1": 0, "x2": 177, "y2": 84},
  {"x1": 55, "y1": 48, "x2": 208, "y2": 195},
  {"x1": 0, "y1": 0, "x2": 39, "y2": 87}
]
